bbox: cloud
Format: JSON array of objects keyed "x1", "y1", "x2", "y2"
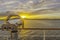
[
  {"x1": 0, "y1": 0, "x2": 60, "y2": 12},
  {"x1": 1, "y1": 1, "x2": 18, "y2": 5}
]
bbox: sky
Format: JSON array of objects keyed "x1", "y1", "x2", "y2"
[{"x1": 0, "y1": 0, "x2": 60, "y2": 12}]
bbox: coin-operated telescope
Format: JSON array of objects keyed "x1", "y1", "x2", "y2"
[{"x1": 1, "y1": 15, "x2": 22, "y2": 40}]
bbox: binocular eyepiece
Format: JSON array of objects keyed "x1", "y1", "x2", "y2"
[{"x1": 1, "y1": 14, "x2": 22, "y2": 31}]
